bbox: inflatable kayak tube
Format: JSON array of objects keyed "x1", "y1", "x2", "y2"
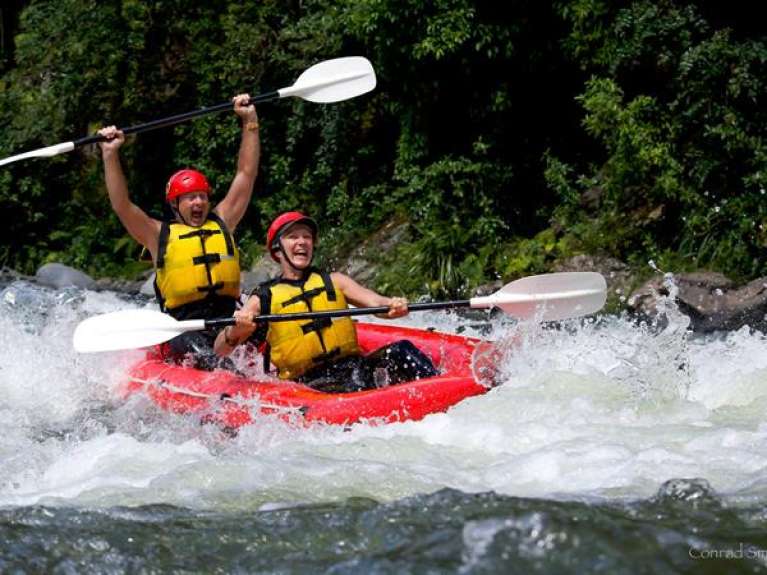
[{"x1": 122, "y1": 322, "x2": 491, "y2": 429}]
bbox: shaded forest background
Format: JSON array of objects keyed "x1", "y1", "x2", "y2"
[{"x1": 0, "y1": 0, "x2": 765, "y2": 298}]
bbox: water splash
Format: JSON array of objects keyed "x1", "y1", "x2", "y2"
[
  {"x1": 1, "y1": 279, "x2": 767, "y2": 509},
  {"x1": 609, "y1": 269, "x2": 693, "y2": 403}
]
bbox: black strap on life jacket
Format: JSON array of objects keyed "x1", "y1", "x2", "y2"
[
  {"x1": 196, "y1": 282, "x2": 225, "y2": 294},
  {"x1": 179, "y1": 227, "x2": 220, "y2": 240},
  {"x1": 266, "y1": 269, "x2": 335, "y2": 301},
  {"x1": 153, "y1": 221, "x2": 170, "y2": 310},
  {"x1": 247, "y1": 281, "x2": 274, "y2": 374},
  {"x1": 252, "y1": 282, "x2": 273, "y2": 346},
  {"x1": 153, "y1": 278, "x2": 167, "y2": 313},
  {"x1": 320, "y1": 270, "x2": 337, "y2": 302},
  {"x1": 154, "y1": 212, "x2": 236, "y2": 312},
  {"x1": 192, "y1": 253, "x2": 222, "y2": 265},
  {"x1": 297, "y1": 271, "x2": 337, "y2": 363},
  {"x1": 253, "y1": 269, "x2": 341, "y2": 376},
  {"x1": 156, "y1": 212, "x2": 234, "y2": 269},
  {"x1": 300, "y1": 317, "x2": 333, "y2": 334},
  {"x1": 281, "y1": 286, "x2": 326, "y2": 308},
  {"x1": 156, "y1": 221, "x2": 171, "y2": 271}
]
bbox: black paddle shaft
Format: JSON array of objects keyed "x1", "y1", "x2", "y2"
[
  {"x1": 73, "y1": 92, "x2": 279, "y2": 147},
  {"x1": 203, "y1": 300, "x2": 472, "y2": 330}
]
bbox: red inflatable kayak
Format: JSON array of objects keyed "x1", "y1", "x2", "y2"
[{"x1": 122, "y1": 322, "x2": 491, "y2": 429}]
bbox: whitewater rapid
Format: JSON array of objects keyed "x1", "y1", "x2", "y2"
[{"x1": 1, "y1": 278, "x2": 766, "y2": 511}]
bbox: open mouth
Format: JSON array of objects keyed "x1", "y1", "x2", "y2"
[{"x1": 291, "y1": 248, "x2": 311, "y2": 261}]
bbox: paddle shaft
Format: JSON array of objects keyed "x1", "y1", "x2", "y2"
[
  {"x1": 203, "y1": 300, "x2": 472, "y2": 329},
  {"x1": 72, "y1": 93, "x2": 278, "y2": 148},
  {"x1": 72, "y1": 272, "x2": 607, "y2": 353}
]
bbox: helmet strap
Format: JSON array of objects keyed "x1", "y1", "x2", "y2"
[{"x1": 171, "y1": 199, "x2": 190, "y2": 226}]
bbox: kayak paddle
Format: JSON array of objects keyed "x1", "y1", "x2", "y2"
[
  {"x1": 0, "y1": 56, "x2": 375, "y2": 168},
  {"x1": 73, "y1": 272, "x2": 607, "y2": 353}
]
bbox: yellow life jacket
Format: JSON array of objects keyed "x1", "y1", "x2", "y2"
[
  {"x1": 154, "y1": 213, "x2": 240, "y2": 312},
  {"x1": 259, "y1": 270, "x2": 360, "y2": 380}
]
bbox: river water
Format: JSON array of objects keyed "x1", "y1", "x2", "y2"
[{"x1": 1, "y1": 278, "x2": 767, "y2": 573}]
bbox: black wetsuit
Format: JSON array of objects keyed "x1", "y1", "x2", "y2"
[{"x1": 297, "y1": 339, "x2": 439, "y2": 393}]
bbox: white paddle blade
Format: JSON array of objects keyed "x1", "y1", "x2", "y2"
[
  {"x1": 280, "y1": 56, "x2": 376, "y2": 103},
  {"x1": 471, "y1": 272, "x2": 607, "y2": 322},
  {"x1": 0, "y1": 141, "x2": 75, "y2": 167},
  {"x1": 73, "y1": 309, "x2": 204, "y2": 353}
]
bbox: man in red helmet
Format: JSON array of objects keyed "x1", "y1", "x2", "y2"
[
  {"x1": 98, "y1": 94, "x2": 260, "y2": 367},
  {"x1": 213, "y1": 212, "x2": 438, "y2": 392}
]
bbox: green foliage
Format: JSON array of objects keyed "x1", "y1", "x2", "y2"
[
  {"x1": 549, "y1": 0, "x2": 767, "y2": 280},
  {"x1": 555, "y1": 0, "x2": 625, "y2": 69},
  {"x1": 495, "y1": 228, "x2": 575, "y2": 279},
  {"x1": 1, "y1": 0, "x2": 766, "y2": 296},
  {"x1": 359, "y1": 152, "x2": 509, "y2": 297}
]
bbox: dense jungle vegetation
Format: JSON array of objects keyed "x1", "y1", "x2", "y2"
[{"x1": 0, "y1": 1, "x2": 765, "y2": 297}]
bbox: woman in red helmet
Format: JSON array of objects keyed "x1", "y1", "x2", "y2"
[
  {"x1": 214, "y1": 212, "x2": 438, "y2": 392},
  {"x1": 98, "y1": 94, "x2": 260, "y2": 367}
]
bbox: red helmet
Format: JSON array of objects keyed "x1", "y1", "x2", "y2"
[
  {"x1": 165, "y1": 169, "x2": 211, "y2": 202},
  {"x1": 266, "y1": 211, "x2": 318, "y2": 262}
]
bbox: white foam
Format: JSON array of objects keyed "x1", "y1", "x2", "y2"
[{"x1": 1, "y1": 281, "x2": 767, "y2": 509}]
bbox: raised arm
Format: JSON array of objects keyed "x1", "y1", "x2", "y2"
[
  {"x1": 98, "y1": 126, "x2": 161, "y2": 261},
  {"x1": 215, "y1": 94, "x2": 260, "y2": 232},
  {"x1": 331, "y1": 272, "x2": 408, "y2": 319}
]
